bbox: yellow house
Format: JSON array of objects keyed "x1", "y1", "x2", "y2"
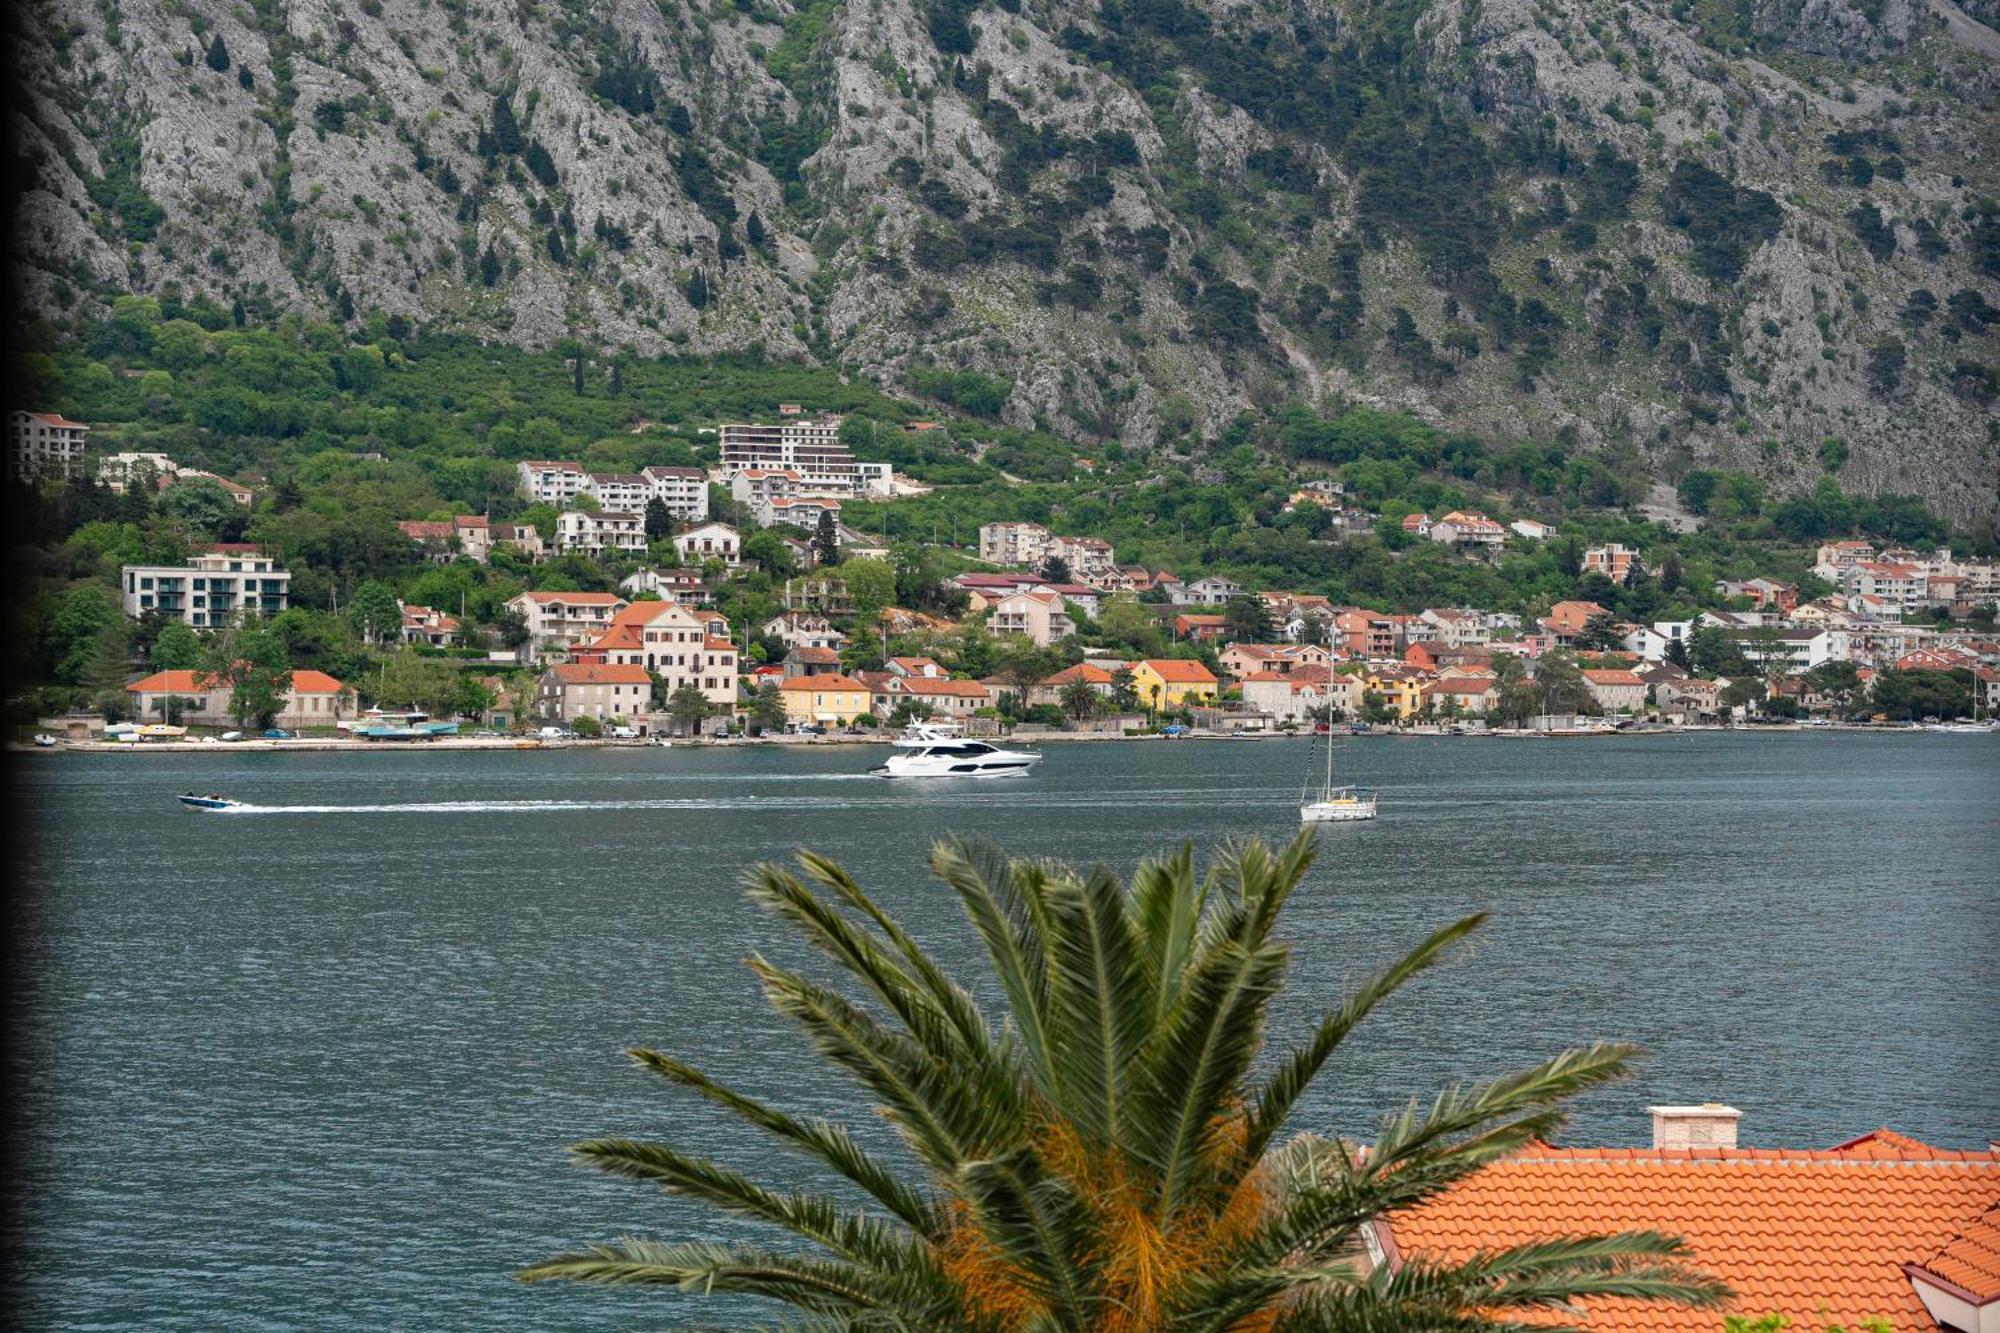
[
  {"x1": 779, "y1": 673, "x2": 872, "y2": 725},
  {"x1": 1130, "y1": 658, "x2": 1221, "y2": 711},
  {"x1": 1364, "y1": 671, "x2": 1424, "y2": 720}
]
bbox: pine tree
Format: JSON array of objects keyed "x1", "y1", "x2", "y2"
[
  {"x1": 205, "y1": 32, "x2": 230, "y2": 72},
  {"x1": 547, "y1": 229, "x2": 567, "y2": 265},
  {"x1": 479, "y1": 246, "x2": 502, "y2": 287},
  {"x1": 684, "y1": 268, "x2": 709, "y2": 310},
  {"x1": 237, "y1": 64, "x2": 253, "y2": 90},
  {"x1": 745, "y1": 210, "x2": 766, "y2": 248}
]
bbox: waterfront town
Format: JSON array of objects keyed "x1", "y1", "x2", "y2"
[{"x1": 13, "y1": 406, "x2": 1999, "y2": 743}]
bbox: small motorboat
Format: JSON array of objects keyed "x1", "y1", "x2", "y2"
[
  {"x1": 870, "y1": 724, "x2": 1040, "y2": 778},
  {"x1": 176, "y1": 793, "x2": 244, "y2": 811},
  {"x1": 33, "y1": 733, "x2": 58, "y2": 748}
]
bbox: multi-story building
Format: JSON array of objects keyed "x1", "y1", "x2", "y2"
[
  {"x1": 1429, "y1": 511, "x2": 1508, "y2": 550},
  {"x1": 10, "y1": 410, "x2": 89, "y2": 478},
  {"x1": 537, "y1": 663, "x2": 654, "y2": 723},
  {"x1": 731, "y1": 468, "x2": 804, "y2": 509},
  {"x1": 718, "y1": 418, "x2": 854, "y2": 490},
  {"x1": 505, "y1": 590, "x2": 628, "y2": 655},
  {"x1": 399, "y1": 603, "x2": 461, "y2": 646},
  {"x1": 979, "y1": 522, "x2": 1053, "y2": 569},
  {"x1": 98, "y1": 451, "x2": 178, "y2": 492},
  {"x1": 581, "y1": 473, "x2": 651, "y2": 512},
  {"x1": 1049, "y1": 534, "x2": 1117, "y2": 585},
  {"x1": 517, "y1": 460, "x2": 588, "y2": 505},
  {"x1": 575, "y1": 601, "x2": 739, "y2": 710},
  {"x1": 554, "y1": 509, "x2": 647, "y2": 558},
  {"x1": 642, "y1": 465, "x2": 710, "y2": 521},
  {"x1": 756, "y1": 494, "x2": 841, "y2": 533},
  {"x1": 987, "y1": 589, "x2": 1076, "y2": 645},
  {"x1": 1843, "y1": 561, "x2": 1927, "y2": 616},
  {"x1": 1334, "y1": 608, "x2": 1400, "y2": 659},
  {"x1": 674, "y1": 522, "x2": 741, "y2": 568},
  {"x1": 1582, "y1": 543, "x2": 1644, "y2": 584},
  {"x1": 120, "y1": 545, "x2": 290, "y2": 628},
  {"x1": 1419, "y1": 607, "x2": 1492, "y2": 649},
  {"x1": 855, "y1": 461, "x2": 893, "y2": 498}
]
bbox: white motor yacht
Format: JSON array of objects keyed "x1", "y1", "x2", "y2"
[{"x1": 870, "y1": 724, "x2": 1041, "y2": 779}]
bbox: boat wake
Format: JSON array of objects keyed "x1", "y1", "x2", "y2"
[{"x1": 210, "y1": 796, "x2": 886, "y2": 814}]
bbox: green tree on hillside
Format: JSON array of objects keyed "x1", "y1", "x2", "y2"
[
  {"x1": 347, "y1": 580, "x2": 402, "y2": 645},
  {"x1": 150, "y1": 621, "x2": 204, "y2": 671},
  {"x1": 524, "y1": 834, "x2": 1726, "y2": 1325},
  {"x1": 812, "y1": 510, "x2": 840, "y2": 567},
  {"x1": 205, "y1": 33, "x2": 230, "y2": 71}
]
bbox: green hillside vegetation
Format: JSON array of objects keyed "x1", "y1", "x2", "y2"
[{"x1": 9, "y1": 313, "x2": 1988, "y2": 720}]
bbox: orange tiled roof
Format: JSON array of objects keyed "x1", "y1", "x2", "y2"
[
  {"x1": 1142, "y1": 658, "x2": 1219, "y2": 683},
  {"x1": 1386, "y1": 1131, "x2": 2000, "y2": 1332},
  {"x1": 1913, "y1": 1202, "x2": 2000, "y2": 1301},
  {"x1": 549, "y1": 663, "x2": 650, "y2": 684},
  {"x1": 780, "y1": 673, "x2": 868, "y2": 692},
  {"x1": 1043, "y1": 663, "x2": 1114, "y2": 686}
]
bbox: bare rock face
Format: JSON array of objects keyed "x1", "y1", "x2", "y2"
[{"x1": 9, "y1": 0, "x2": 1998, "y2": 522}]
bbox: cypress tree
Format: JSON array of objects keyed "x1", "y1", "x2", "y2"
[
  {"x1": 479, "y1": 246, "x2": 502, "y2": 286},
  {"x1": 205, "y1": 32, "x2": 230, "y2": 71},
  {"x1": 491, "y1": 93, "x2": 522, "y2": 155},
  {"x1": 684, "y1": 268, "x2": 708, "y2": 310}
]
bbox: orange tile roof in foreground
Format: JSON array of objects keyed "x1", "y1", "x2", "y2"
[{"x1": 1384, "y1": 1130, "x2": 2000, "y2": 1332}]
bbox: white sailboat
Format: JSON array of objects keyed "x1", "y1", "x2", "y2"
[{"x1": 1300, "y1": 726, "x2": 1377, "y2": 823}]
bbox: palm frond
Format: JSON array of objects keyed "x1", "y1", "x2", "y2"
[
  {"x1": 1243, "y1": 914, "x2": 1488, "y2": 1162},
  {"x1": 626, "y1": 1047, "x2": 939, "y2": 1235},
  {"x1": 1137, "y1": 940, "x2": 1289, "y2": 1220},
  {"x1": 566, "y1": 1137, "x2": 932, "y2": 1273},
  {"x1": 1041, "y1": 863, "x2": 1151, "y2": 1149},
  {"x1": 1130, "y1": 842, "x2": 1204, "y2": 1024},
  {"x1": 930, "y1": 839, "x2": 1058, "y2": 1093},
  {"x1": 518, "y1": 1238, "x2": 929, "y2": 1318}
]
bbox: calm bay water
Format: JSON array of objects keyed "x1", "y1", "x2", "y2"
[{"x1": 14, "y1": 733, "x2": 1999, "y2": 1330}]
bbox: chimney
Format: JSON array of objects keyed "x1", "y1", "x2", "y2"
[{"x1": 1648, "y1": 1103, "x2": 1742, "y2": 1150}]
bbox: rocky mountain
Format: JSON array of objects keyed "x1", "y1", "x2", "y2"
[{"x1": 8, "y1": 0, "x2": 1999, "y2": 521}]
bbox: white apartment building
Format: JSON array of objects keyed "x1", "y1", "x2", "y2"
[
  {"x1": 730, "y1": 468, "x2": 804, "y2": 509},
  {"x1": 979, "y1": 522, "x2": 1052, "y2": 568},
  {"x1": 855, "y1": 461, "x2": 893, "y2": 498},
  {"x1": 121, "y1": 545, "x2": 291, "y2": 628},
  {"x1": 757, "y1": 494, "x2": 841, "y2": 533},
  {"x1": 642, "y1": 465, "x2": 710, "y2": 521},
  {"x1": 505, "y1": 590, "x2": 628, "y2": 655},
  {"x1": 555, "y1": 509, "x2": 647, "y2": 558},
  {"x1": 1842, "y1": 561, "x2": 1926, "y2": 616},
  {"x1": 1734, "y1": 627, "x2": 1843, "y2": 674},
  {"x1": 11, "y1": 410, "x2": 89, "y2": 478},
  {"x1": 1050, "y1": 535, "x2": 1117, "y2": 584},
  {"x1": 674, "y1": 522, "x2": 741, "y2": 568},
  {"x1": 517, "y1": 460, "x2": 588, "y2": 505},
  {"x1": 718, "y1": 418, "x2": 855, "y2": 490},
  {"x1": 581, "y1": 473, "x2": 651, "y2": 512},
  {"x1": 99, "y1": 451, "x2": 178, "y2": 492}
]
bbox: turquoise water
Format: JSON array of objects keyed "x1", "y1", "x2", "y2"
[{"x1": 15, "y1": 733, "x2": 1999, "y2": 1329}]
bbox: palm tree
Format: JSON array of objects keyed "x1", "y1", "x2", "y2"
[{"x1": 522, "y1": 832, "x2": 1726, "y2": 1328}]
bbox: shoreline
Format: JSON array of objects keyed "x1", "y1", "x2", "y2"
[{"x1": 12, "y1": 722, "x2": 1938, "y2": 755}]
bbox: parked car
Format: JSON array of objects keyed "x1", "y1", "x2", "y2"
[
  {"x1": 608, "y1": 725, "x2": 639, "y2": 740},
  {"x1": 262, "y1": 729, "x2": 291, "y2": 739},
  {"x1": 537, "y1": 725, "x2": 573, "y2": 740}
]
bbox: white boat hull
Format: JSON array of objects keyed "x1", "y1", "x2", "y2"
[
  {"x1": 1301, "y1": 798, "x2": 1377, "y2": 823},
  {"x1": 872, "y1": 754, "x2": 1040, "y2": 779}
]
